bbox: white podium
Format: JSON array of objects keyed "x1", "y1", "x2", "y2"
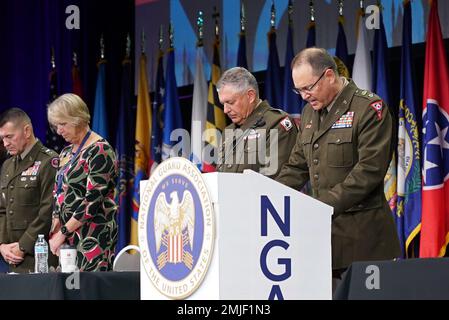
[
  {"x1": 202, "y1": 170, "x2": 333, "y2": 300},
  {"x1": 139, "y1": 158, "x2": 332, "y2": 300}
]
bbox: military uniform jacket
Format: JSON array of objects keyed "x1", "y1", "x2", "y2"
[
  {"x1": 0, "y1": 141, "x2": 58, "y2": 272},
  {"x1": 277, "y1": 80, "x2": 401, "y2": 269},
  {"x1": 218, "y1": 100, "x2": 298, "y2": 178}
]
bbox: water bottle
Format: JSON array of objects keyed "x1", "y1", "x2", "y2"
[{"x1": 34, "y1": 234, "x2": 48, "y2": 273}]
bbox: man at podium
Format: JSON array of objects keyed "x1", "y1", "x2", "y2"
[
  {"x1": 216, "y1": 67, "x2": 298, "y2": 178},
  {"x1": 276, "y1": 48, "x2": 401, "y2": 281}
]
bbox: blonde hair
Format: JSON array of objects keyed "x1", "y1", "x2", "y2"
[{"x1": 47, "y1": 93, "x2": 90, "y2": 127}]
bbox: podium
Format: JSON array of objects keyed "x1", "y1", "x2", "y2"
[{"x1": 139, "y1": 158, "x2": 332, "y2": 300}]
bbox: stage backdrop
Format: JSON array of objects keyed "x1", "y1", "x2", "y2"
[
  {"x1": 135, "y1": 0, "x2": 449, "y2": 89},
  {"x1": 0, "y1": 0, "x2": 134, "y2": 143}
]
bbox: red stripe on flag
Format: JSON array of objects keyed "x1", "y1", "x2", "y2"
[{"x1": 420, "y1": 0, "x2": 449, "y2": 257}]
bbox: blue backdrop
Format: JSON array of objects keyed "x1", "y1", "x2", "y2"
[{"x1": 0, "y1": 0, "x2": 134, "y2": 144}]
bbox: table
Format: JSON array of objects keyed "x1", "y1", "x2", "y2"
[
  {"x1": 0, "y1": 271, "x2": 140, "y2": 300},
  {"x1": 334, "y1": 258, "x2": 449, "y2": 300}
]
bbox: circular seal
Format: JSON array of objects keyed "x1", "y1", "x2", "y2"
[{"x1": 139, "y1": 157, "x2": 215, "y2": 299}]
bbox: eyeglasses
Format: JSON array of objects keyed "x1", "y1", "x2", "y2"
[{"x1": 292, "y1": 68, "x2": 329, "y2": 95}]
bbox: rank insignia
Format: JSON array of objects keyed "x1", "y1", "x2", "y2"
[{"x1": 331, "y1": 111, "x2": 354, "y2": 129}]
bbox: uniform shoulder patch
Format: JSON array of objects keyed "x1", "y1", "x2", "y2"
[
  {"x1": 51, "y1": 157, "x2": 60, "y2": 169},
  {"x1": 370, "y1": 100, "x2": 383, "y2": 120},
  {"x1": 279, "y1": 116, "x2": 293, "y2": 131}
]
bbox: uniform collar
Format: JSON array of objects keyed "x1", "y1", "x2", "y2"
[
  {"x1": 236, "y1": 100, "x2": 270, "y2": 131},
  {"x1": 19, "y1": 139, "x2": 38, "y2": 161},
  {"x1": 325, "y1": 77, "x2": 349, "y2": 114}
]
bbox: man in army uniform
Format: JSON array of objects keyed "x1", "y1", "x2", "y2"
[
  {"x1": 216, "y1": 67, "x2": 298, "y2": 178},
  {"x1": 276, "y1": 48, "x2": 401, "y2": 283},
  {"x1": 0, "y1": 108, "x2": 59, "y2": 273},
  {"x1": 0, "y1": 141, "x2": 7, "y2": 167}
]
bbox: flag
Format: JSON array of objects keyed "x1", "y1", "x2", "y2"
[
  {"x1": 371, "y1": 8, "x2": 398, "y2": 230},
  {"x1": 299, "y1": 20, "x2": 316, "y2": 112},
  {"x1": 45, "y1": 66, "x2": 66, "y2": 153},
  {"x1": 334, "y1": 16, "x2": 350, "y2": 77},
  {"x1": 264, "y1": 29, "x2": 282, "y2": 108},
  {"x1": 92, "y1": 60, "x2": 108, "y2": 140},
  {"x1": 162, "y1": 48, "x2": 186, "y2": 160},
  {"x1": 306, "y1": 21, "x2": 316, "y2": 48},
  {"x1": 352, "y1": 9, "x2": 372, "y2": 91},
  {"x1": 395, "y1": 0, "x2": 422, "y2": 258},
  {"x1": 191, "y1": 44, "x2": 208, "y2": 169},
  {"x1": 72, "y1": 61, "x2": 83, "y2": 98},
  {"x1": 150, "y1": 50, "x2": 164, "y2": 174},
  {"x1": 372, "y1": 10, "x2": 390, "y2": 105},
  {"x1": 420, "y1": 0, "x2": 449, "y2": 258},
  {"x1": 115, "y1": 57, "x2": 135, "y2": 254},
  {"x1": 131, "y1": 53, "x2": 152, "y2": 247},
  {"x1": 236, "y1": 31, "x2": 248, "y2": 69},
  {"x1": 283, "y1": 22, "x2": 301, "y2": 120},
  {"x1": 204, "y1": 38, "x2": 225, "y2": 172}
]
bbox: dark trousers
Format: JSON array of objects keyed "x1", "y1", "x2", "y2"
[{"x1": 332, "y1": 268, "x2": 347, "y2": 297}]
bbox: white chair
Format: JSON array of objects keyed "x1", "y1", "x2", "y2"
[{"x1": 113, "y1": 245, "x2": 141, "y2": 272}]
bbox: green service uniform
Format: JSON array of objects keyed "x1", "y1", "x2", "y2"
[
  {"x1": 277, "y1": 80, "x2": 401, "y2": 270},
  {"x1": 0, "y1": 140, "x2": 58, "y2": 273},
  {"x1": 218, "y1": 100, "x2": 298, "y2": 178}
]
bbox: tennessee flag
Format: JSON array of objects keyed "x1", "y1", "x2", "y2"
[
  {"x1": 131, "y1": 53, "x2": 152, "y2": 246},
  {"x1": 420, "y1": 0, "x2": 449, "y2": 257}
]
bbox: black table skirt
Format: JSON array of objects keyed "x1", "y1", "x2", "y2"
[{"x1": 0, "y1": 271, "x2": 140, "y2": 300}]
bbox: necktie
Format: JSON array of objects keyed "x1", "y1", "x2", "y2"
[
  {"x1": 318, "y1": 108, "x2": 328, "y2": 130},
  {"x1": 14, "y1": 156, "x2": 21, "y2": 172}
]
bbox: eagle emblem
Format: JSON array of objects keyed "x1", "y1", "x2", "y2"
[{"x1": 154, "y1": 191, "x2": 195, "y2": 270}]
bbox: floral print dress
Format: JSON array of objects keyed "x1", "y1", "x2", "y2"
[{"x1": 54, "y1": 139, "x2": 118, "y2": 271}]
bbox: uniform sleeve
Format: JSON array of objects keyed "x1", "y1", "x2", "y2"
[
  {"x1": 317, "y1": 99, "x2": 392, "y2": 214},
  {"x1": 72, "y1": 143, "x2": 117, "y2": 224},
  {"x1": 275, "y1": 125, "x2": 310, "y2": 190},
  {"x1": 19, "y1": 156, "x2": 58, "y2": 253},
  {"x1": 262, "y1": 116, "x2": 299, "y2": 179}
]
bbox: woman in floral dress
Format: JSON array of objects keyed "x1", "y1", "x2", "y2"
[{"x1": 47, "y1": 93, "x2": 118, "y2": 271}]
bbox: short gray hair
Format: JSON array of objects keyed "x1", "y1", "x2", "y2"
[
  {"x1": 0, "y1": 107, "x2": 32, "y2": 129},
  {"x1": 216, "y1": 67, "x2": 259, "y2": 97},
  {"x1": 291, "y1": 47, "x2": 338, "y2": 77},
  {"x1": 47, "y1": 93, "x2": 90, "y2": 127}
]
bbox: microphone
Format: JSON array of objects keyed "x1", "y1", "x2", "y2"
[{"x1": 217, "y1": 116, "x2": 265, "y2": 171}]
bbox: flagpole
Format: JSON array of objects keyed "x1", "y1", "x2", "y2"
[
  {"x1": 100, "y1": 34, "x2": 105, "y2": 60},
  {"x1": 240, "y1": 1, "x2": 246, "y2": 33},
  {"x1": 309, "y1": 0, "x2": 315, "y2": 22},
  {"x1": 197, "y1": 11, "x2": 204, "y2": 48}
]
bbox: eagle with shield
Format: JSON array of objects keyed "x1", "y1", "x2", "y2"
[{"x1": 154, "y1": 191, "x2": 195, "y2": 270}]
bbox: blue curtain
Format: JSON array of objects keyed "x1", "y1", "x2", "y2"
[{"x1": 0, "y1": 0, "x2": 134, "y2": 145}]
